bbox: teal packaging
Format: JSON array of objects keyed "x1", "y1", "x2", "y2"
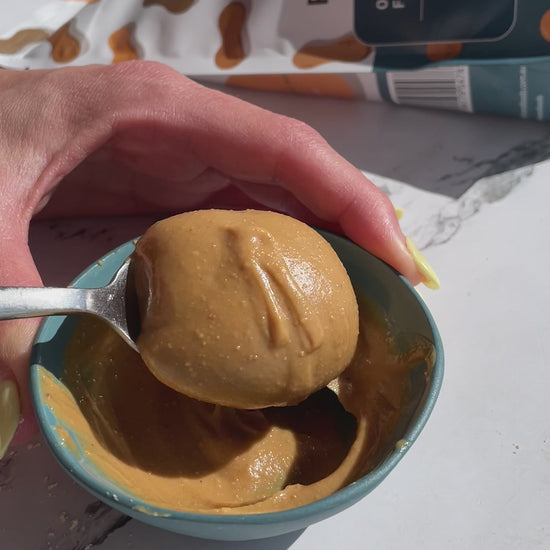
[
  {"x1": 352, "y1": 1, "x2": 550, "y2": 120},
  {"x1": 355, "y1": 0, "x2": 517, "y2": 46}
]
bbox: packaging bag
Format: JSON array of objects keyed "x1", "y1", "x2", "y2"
[{"x1": 1, "y1": 0, "x2": 549, "y2": 120}]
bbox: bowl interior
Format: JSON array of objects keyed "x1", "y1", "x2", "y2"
[{"x1": 30, "y1": 232, "x2": 443, "y2": 541}]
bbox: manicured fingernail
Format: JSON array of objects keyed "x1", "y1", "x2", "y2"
[
  {"x1": 0, "y1": 379, "x2": 20, "y2": 459},
  {"x1": 395, "y1": 207, "x2": 404, "y2": 220},
  {"x1": 406, "y1": 237, "x2": 440, "y2": 290}
]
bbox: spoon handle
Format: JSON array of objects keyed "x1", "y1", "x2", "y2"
[
  {"x1": 0, "y1": 259, "x2": 138, "y2": 352},
  {"x1": 0, "y1": 286, "x2": 91, "y2": 320}
]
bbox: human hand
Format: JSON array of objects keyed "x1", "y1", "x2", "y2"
[{"x1": 0, "y1": 61, "x2": 438, "y2": 456}]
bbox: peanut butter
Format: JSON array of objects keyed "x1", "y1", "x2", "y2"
[
  {"x1": 132, "y1": 210, "x2": 359, "y2": 409},
  {"x1": 38, "y1": 294, "x2": 434, "y2": 514}
]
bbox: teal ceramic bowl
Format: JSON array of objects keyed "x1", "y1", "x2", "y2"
[{"x1": 30, "y1": 232, "x2": 443, "y2": 541}]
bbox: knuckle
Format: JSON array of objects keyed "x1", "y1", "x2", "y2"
[
  {"x1": 274, "y1": 116, "x2": 329, "y2": 166},
  {"x1": 104, "y1": 60, "x2": 193, "y2": 103},
  {"x1": 284, "y1": 117, "x2": 324, "y2": 147}
]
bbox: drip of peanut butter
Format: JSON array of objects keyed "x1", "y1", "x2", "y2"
[
  {"x1": 225, "y1": 225, "x2": 324, "y2": 351},
  {"x1": 132, "y1": 210, "x2": 359, "y2": 409}
]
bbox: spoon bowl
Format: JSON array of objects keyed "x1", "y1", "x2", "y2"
[{"x1": 0, "y1": 258, "x2": 139, "y2": 351}]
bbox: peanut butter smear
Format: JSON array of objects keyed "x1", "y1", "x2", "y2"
[
  {"x1": 37, "y1": 295, "x2": 434, "y2": 514},
  {"x1": 132, "y1": 210, "x2": 359, "y2": 409}
]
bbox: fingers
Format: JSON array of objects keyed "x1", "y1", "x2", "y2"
[
  {"x1": 4, "y1": 62, "x2": 434, "y2": 287},
  {"x1": 0, "y1": 319, "x2": 41, "y2": 452},
  {"x1": 85, "y1": 63, "x2": 429, "y2": 284},
  {"x1": 0, "y1": 375, "x2": 20, "y2": 458},
  {"x1": 0, "y1": 221, "x2": 42, "y2": 452}
]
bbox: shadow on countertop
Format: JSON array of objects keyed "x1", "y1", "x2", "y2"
[
  {"x1": 212, "y1": 84, "x2": 550, "y2": 199},
  {"x1": 109, "y1": 522, "x2": 307, "y2": 550}
]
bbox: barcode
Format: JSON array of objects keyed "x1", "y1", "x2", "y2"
[{"x1": 386, "y1": 66, "x2": 473, "y2": 112}]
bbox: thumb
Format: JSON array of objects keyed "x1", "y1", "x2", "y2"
[{"x1": 0, "y1": 221, "x2": 42, "y2": 458}]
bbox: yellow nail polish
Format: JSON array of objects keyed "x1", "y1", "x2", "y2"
[
  {"x1": 395, "y1": 207, "x2": 404, "y2": 220},
  {"x1": 406, "y1": 237, "x2": 440, "y2": 290},
  {"x1": 0, "y1": 380, "x2": 20, "y2": 459}
]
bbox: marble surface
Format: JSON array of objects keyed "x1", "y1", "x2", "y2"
[{"x1": 1, "y1": 89, "x2": 550, "y2": 549}]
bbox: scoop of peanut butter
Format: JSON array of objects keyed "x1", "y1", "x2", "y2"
[{"x1": 132, "y1": 209, "x2": 359, "y2": 409}]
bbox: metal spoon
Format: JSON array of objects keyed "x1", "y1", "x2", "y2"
[{"x1": 0, "y1": 260, "x2": 139, "y2": 352}]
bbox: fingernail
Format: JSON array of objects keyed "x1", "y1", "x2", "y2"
[
  {"x1": 395, "y1": 207, "x2": 404, "y2": 220},
  {"x1": 405, "y1": 237, "x2": 440, "y2": 290},
  {"x1": 0, "y1": 379, "x2": 20, "y2": 459}
]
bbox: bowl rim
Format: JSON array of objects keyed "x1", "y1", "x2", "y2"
[{"x1": 30, "y1": 232, "x2": 444, "y2": 525}]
